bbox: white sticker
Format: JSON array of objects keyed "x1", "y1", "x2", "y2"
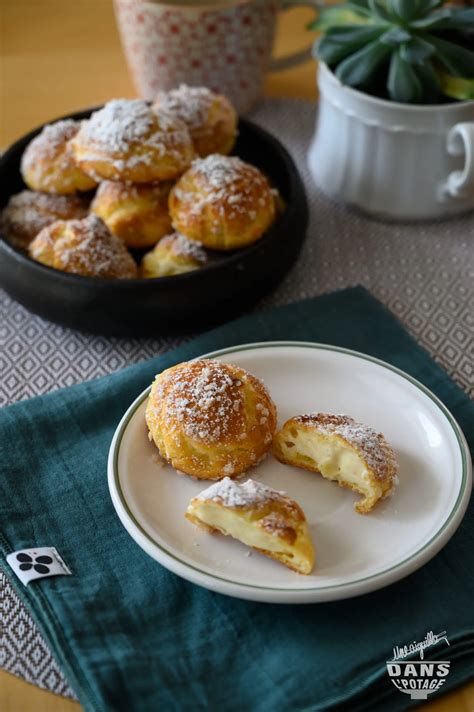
[{"x1": 6, "y1": 547, "x2": 72, "y2": 586}]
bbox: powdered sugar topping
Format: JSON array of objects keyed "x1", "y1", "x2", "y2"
[
  {"x1": 197, "y1": 477, "x2": 286, "y2": 508},
  {"x1": 32, "y1": 214, "x2": 137, "y2": 279},
  {"x1": 192, "y1": 154, "x2": 257, "y2": 189},
  {"x1": 294, "y1": 413, "x2": 399, "y2": 479},
  {"x1": 154, "y1": 85, "x2": 218, "y2": 131},
  {"x1": 1, "y1": 191, "x2": 88, "y2": 246},
  {"x1": 155, "y1": 360, "x2": 246, "y2": 444},
  {"x1": 74, "y1": 99, "x2": 191, "y2": 169},
  {"x1": 78, "y1": 100, "x2": 154, "y2": 150},
  {"x1": 172, "y1": 154, "x2": 270, "y2": 222},
  {"x1": 21, "y1": 120, "x2": 79, "y2": 173},
  {"x1": 158, "y1": 233, "x2": 207, "y2": 264}
]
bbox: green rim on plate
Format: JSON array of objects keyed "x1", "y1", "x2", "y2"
[{"x1": 112, "y1": 342, "x2": 470, "y2": 593}]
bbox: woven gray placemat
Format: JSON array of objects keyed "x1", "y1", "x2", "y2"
[{"x1": 1, "y1": 98, "x2": 473, "y2": 700}]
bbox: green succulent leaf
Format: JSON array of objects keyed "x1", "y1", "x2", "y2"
[
  {"x1": 368, "y1": 0, "x2": 394, "y2": 22},
  {"x1": 437, "y1": 70, "x2": 474, "y2": 101},
  {"x1": 428, "y1": 37, "x2": 474, "y2": 78},
  {"x1": 325, "y1": 24, "x2": 387, "y2": 43},
  {"x1": 411, "y1": 8, "x2": 474, "y2": 30},
  {"x1": 380, "y1": 27, "x2": 412, "y2": 46},
  {"x1": 400, "y1": 37, "x2": 435, "y2": 64},
  {"x1": 347, "y1": 0, "x2": 372, "y2": 14},
  {"x1": 310, "y1": 0, "x2": 473, "y2": 104},
  {"x1": 308, "y1": 6, "x2": 370, "y2": 32},
  {"x1": 388, "y1": 49, "x2": 423, "y2": 102},
  {"x1": 388, "y1": 0, "x2": 419, "y2": 22},
  {"x1": 413, "y1": 60, "x2": 442, "y2": 102},
  {"x1": 313, "y1": 37, "x2": 353, "y2": 65},
  {"x1": 388, "y1": 0, "x2": 442, "y2": 21},
  {"x1": 314, "y1": 26, "x2": 387, "y2": 64},
  {"x1": 313, "y1": 37, "x2": 351, "y2": 65},
  {"x1": 415, "y1": 0, "x2": 444, "y2": 14},
  {"x1": 335, "y1": 39, "x2": 392, "y2": 86}
]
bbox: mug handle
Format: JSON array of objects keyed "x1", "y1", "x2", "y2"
[
  {"x1": 441, "y1": 122, "x2": 474, "y2": 201},
  {"x1": 268, "y1": 0, "x2": 324, "y2": 72}
]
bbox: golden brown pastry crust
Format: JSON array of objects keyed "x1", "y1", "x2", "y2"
[
  {"x1": 20, "y1": 120, "x2": 97, "y2": 195},
  {"x1": 29, "y1": 214, "x2": 138, "y2": 279},
  {"x1": 185, "y1": 477, "x2": 315, "y2": 574},
  {"x1": 168, "y1": 154, "x2": 276, "y2": 250},
  {"x1": 140, "y1": 233, "x2": 207, "y2": 278},
  {"x1": 1, "y1": 190, "x2": 89, "y2": 249},
  {"x1": 71, "y1": 99, "x2": 194, "y2": 183},
  {"x1": 153, "y1": 85, "x2": 237, "y2": 158},
  {"x1": 273, "y1": 414, "x2": 399, "y2": 514},
  {"x1": 91, "y1": 181, "x2": 172, "y2": 248},
  {"x1": 146, "y1": 359, "x2": 277, "y2": 479}
]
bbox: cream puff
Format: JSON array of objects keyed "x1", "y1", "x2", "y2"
[
  {"x1": 153, "y1": 85, "x2": 237, "y2": 157},
  {"x1": 20, "y1": 120, "x2": 97, "y2": 194},
  {"x1": 145, "y1": 359, "x2": 277, "y2": 479},
  {"x1": 1, "y1": 190, "x2": 89, "y2": 249},
  {"x1": 29, "y1": 214, "x2": 138, "y2": 279},
  {"x1": 169, "y1": 154, "x2": 276, "y2": 250},
  {"x1": 71, "y1": 99, "x2": 194, "y2": 183},
  {"x1": 186, "y1": 477, "x2": 315, "y2": 574},
  {"x1": 273, "y1": 414, "x2": 399, "y2": 513},
  {"x1": 141, "y1": 233, "x2": 207, "y2": 278},
  {"x1": 91, "y1": 181, "x2": 173, "y2": 248}
]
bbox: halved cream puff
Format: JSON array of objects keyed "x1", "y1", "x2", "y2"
[
  {"x1": 186, "y1": 477, "x2": 315, "y2": 574},
  {"x1": 273, "y1": 413, "x2": 399, "y2": 514}
]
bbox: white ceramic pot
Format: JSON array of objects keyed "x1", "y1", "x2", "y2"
[{"x1": 308, "y1": 63, "x2": 474, "y2": 220}]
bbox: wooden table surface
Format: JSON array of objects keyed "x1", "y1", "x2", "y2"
[{"x1": 0, "y1": 2, "x2": 473, "y2": 710}]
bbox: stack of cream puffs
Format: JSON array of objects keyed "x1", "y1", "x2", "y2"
[{"x1": 2, "y1": 86, "x2": 280, "y2": 279}]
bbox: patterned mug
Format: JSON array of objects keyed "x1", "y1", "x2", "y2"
[{"x1": 113, "y1": 0, "x2": 321, "y2": 114}]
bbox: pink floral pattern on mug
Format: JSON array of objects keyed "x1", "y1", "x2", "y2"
[{"x1": 114, "y1": 0, "x2": 279, "y2": 113}]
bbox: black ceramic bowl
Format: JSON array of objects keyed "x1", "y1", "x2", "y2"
[{"x1": 0, "y1": 108, "x2": 308, "y2": 336}]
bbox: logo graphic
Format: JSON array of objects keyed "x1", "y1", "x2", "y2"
[
  {"x1": 16, "y1": 552, "x2": 54, "y2": 574},
  {"x1": 6, "y1": 546, "x2": 72, "y2": 586},
  {"x1": 386, "y1": 631, "x2": 451, "y2": 700}
]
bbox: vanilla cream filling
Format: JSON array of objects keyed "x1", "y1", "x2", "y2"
[
  {"x1": 284, "y1": 431, "x2": 382, "y2": 500},
  {"x1": 188, "y1": 502, "x2": 294, "y2": 557}
]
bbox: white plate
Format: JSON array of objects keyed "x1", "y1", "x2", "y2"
[{"x1": 108, "y1": 342, "x2": 472, "y2": 604}]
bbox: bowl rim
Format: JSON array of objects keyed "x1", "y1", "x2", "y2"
[{"x1": 0, "y1": 108, "x2": 297, "y2": 290}]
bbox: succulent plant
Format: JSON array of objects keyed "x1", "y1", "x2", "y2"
[{"x1": 311, "y1": 1, "x2": 474, "y2": 103}]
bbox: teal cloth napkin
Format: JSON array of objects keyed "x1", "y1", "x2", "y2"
[{"x1": 1, "y1": 286, "x2": 473, "y2": 712}]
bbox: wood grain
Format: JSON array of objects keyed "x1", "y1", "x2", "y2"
[
  {"x1": 0, "y1": 671, "x2": 81, "y2": 712},
  {"x1": 0, "y1": 2, "x2": 472, "y2": 710}
]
